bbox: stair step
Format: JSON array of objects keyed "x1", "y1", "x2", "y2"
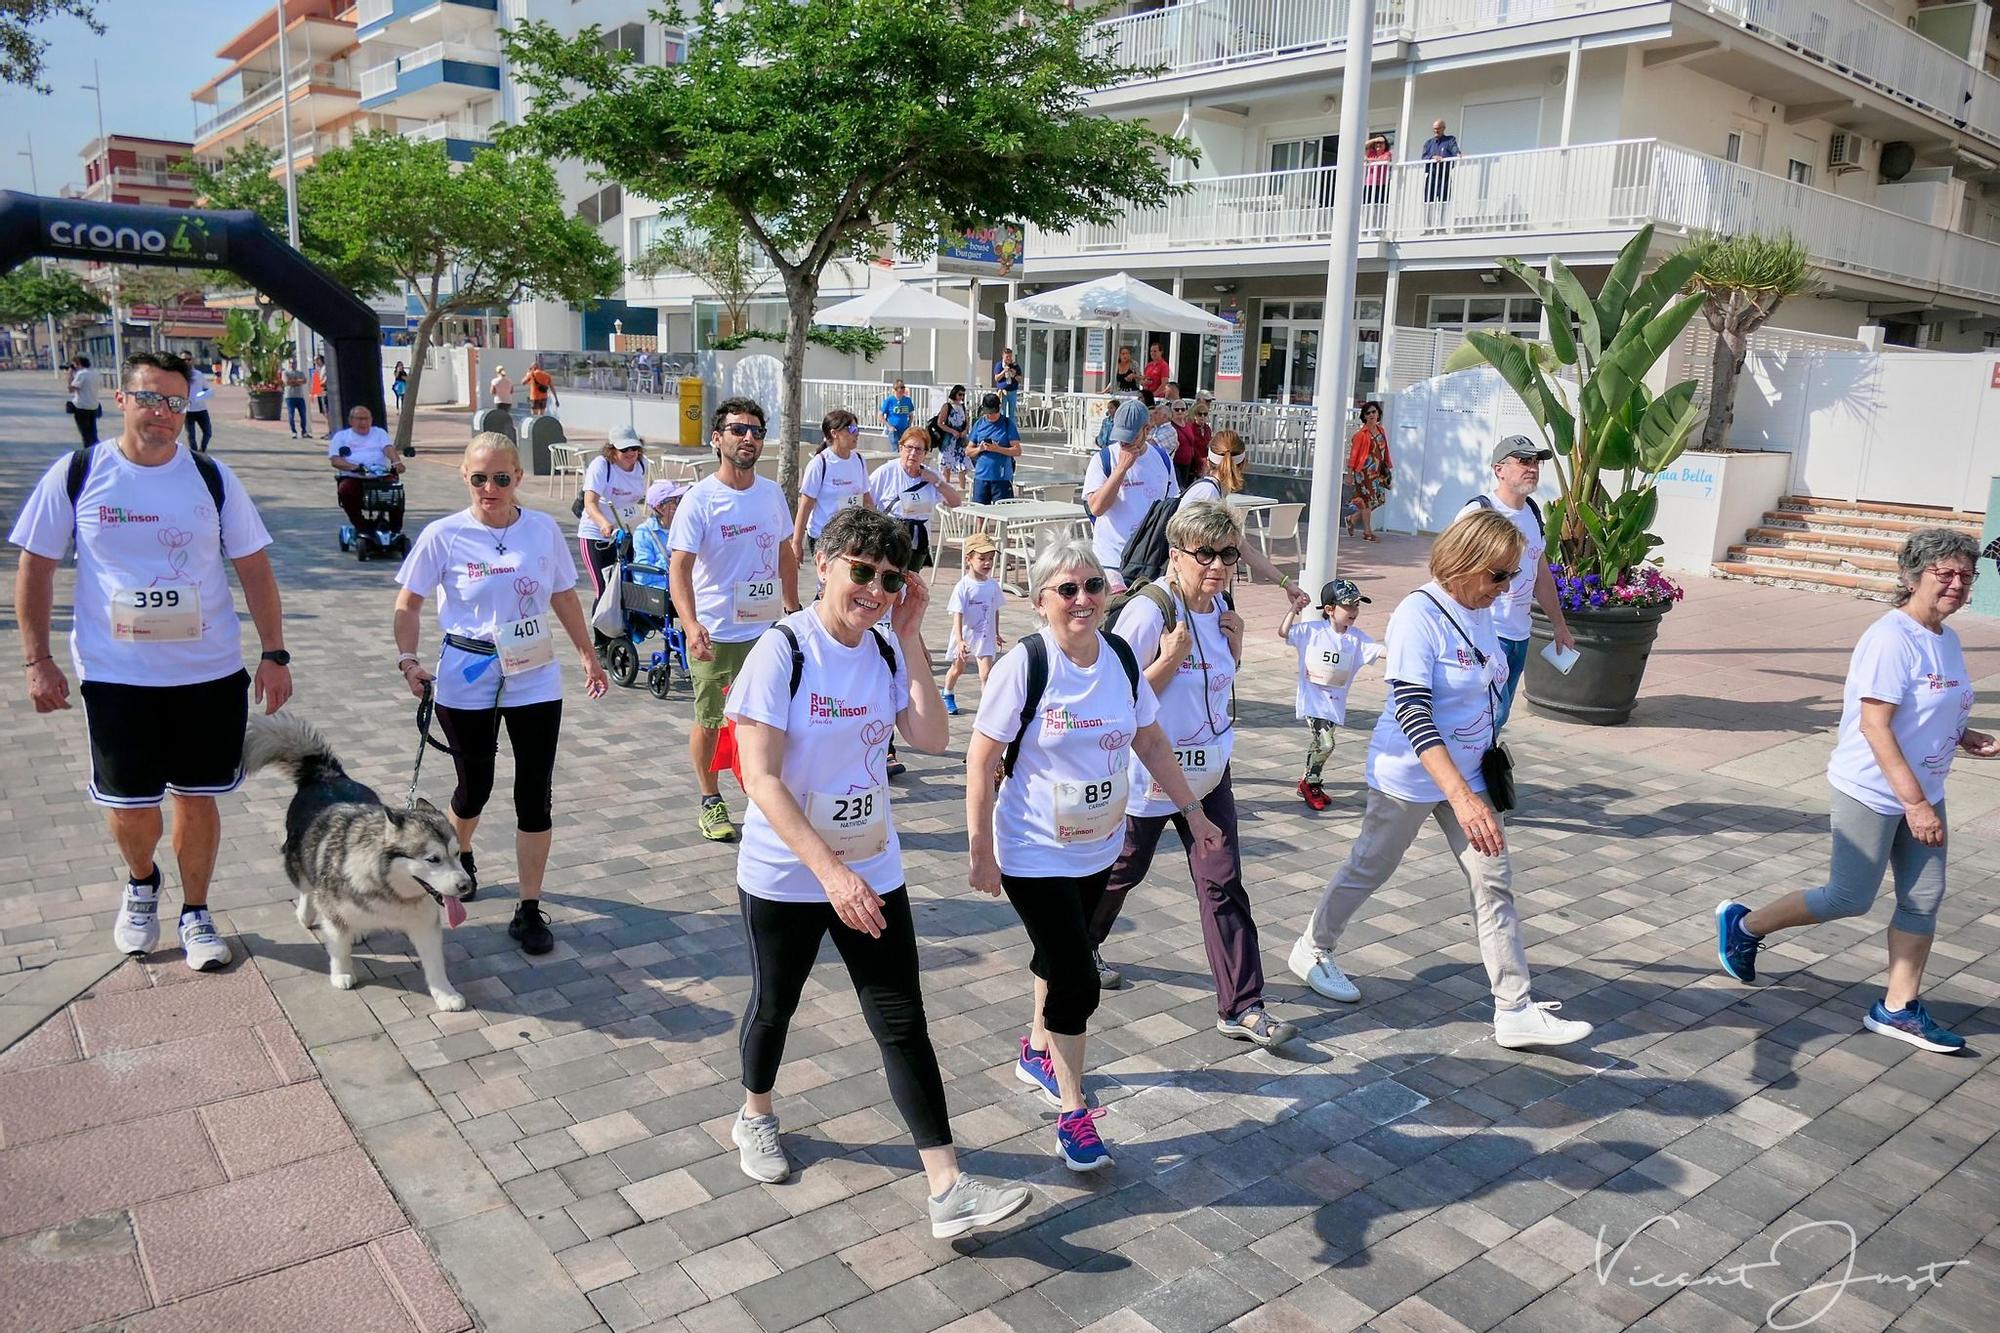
[
  {"x1": 1712, "y1": 560, "x2": 1900, "y2": 601},
  {"x1": 1743, "y1": 526, "x2": 1904, "y2": 554},
  {"x1": 1726, "y1": 544, "x2": 1900, "y2": 574},
  {"x1": 1759, "y1": 510, "x2": 1982, "y2": 538},
  {"x1": 1777, "y1": 495, "x2": 1986, "y2": 528}
]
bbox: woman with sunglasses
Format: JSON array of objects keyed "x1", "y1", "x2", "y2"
[
  {"x1": 1719, "y1": 528, "x2": 1996, "y2": 1054},
  {"x1": 1345, "y1": 402, "x2": 1391, "y2": 542},
  {"x1": 394, "y1": 433, "x2": 609, "y2": 957},
  {"x1": 1087, "y1": 503, "x2": 1298, "y2": 1045},
  {"x1": 1180, "y1": 430, "x2": 1310, "y2": 609},
  {"x1": 791, "y1": 409, "x2": 875, "y2": 562},
  {"x1": 724, "y1": 505, "x2": 1032, "y2": 1237},
  {"x1": 966, "y1": 539, "x2": 1223, "y2": 1172},
  {"x1": 868, "y1": 427, "x2": 963, "y2": 571},
  {"x1": 1290, "y1": 509, "x2": 1591, "y2": 1052}
]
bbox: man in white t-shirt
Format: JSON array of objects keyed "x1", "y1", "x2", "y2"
[
  {"x1": 68, "y1": 355, "x2": 101, "y2": 445},
  {"x1": 670, "y1": 396, "x2": 802, "y2": 843},
  {"x1": 10, "y1": 351, "x2": 292, "y2": 974},
  {"x1": 328, "y1": 404, "x2": 405, "y2": 537},
  {"x1": 1084, "y1": 395, "x2": 1179, "y2": 588},
  {"x1": 1461, "y1": 436, "x2": 1575, "y2": 728}
]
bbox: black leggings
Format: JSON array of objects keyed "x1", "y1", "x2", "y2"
[
  {"x1": 433, "y1": 699, "x2": 563, "y2": 833},
  {"x1": 737, "y1": 888, "x2": 951, "y2": 1149},
  {"x1": 1002, "y1": 867, "x2": 1111, "y2": 1036},
  {"x1": 581, "y1": 536, "x2": 620, "y2": 597}
]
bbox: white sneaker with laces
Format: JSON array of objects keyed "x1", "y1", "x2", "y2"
[
  {"x1": 113, "y1": 877, "x2": 161, "y2": 956},
  {"x1": 1287, "y1": 935, "x2": 1360, "y2": 1003},
  {"x1": 177, "y1": 908, "x2": 232, "y2": 973},
  {"x1": 1493, "y1": 1000, "x2": 1592, "y2": 1050},
  {"x1": 732, "y1": 1111, "x2": 790, "y2": 1183}
]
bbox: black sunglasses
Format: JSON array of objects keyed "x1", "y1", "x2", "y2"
[
  {"x1": 127, "y1": 390, "x2": 189, "y2": 412},
  {"x1": 1043, "y1": 576, "x2": 1108, "y2": 600},
  {"x1": 720, "y1": 422, "x2": 768, "y2": 440},
  {"x1": 1489, "y1": 567, "x2": 1519, "y2": 584},
  {"x1": 838, "y1": 556, "x2": 907, "y2": 594},
  {"x1": 1178, "y1": 545, "x2": 1241, "y2": 567},
  {"x1": 468, "y1": 472, "x2": 516, "y2": 489}
]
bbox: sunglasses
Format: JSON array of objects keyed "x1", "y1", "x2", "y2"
[
  {"x1": 468, "y1": 472, "x2": 516, "y2": 489},
  {"x1": 837, "y1": 555, "x2": 907, "y2": 594},
  {"x1": 617, "y1": 445, "x2": 644, "y2": 454},
  {"x1": 1043, "y1": 576, "x2": 1108, "y2": 600},
  {"x1": 1178, "y1": 545, "x2": 1242, "y2": 567},
  {"x1": 720, "y1": 422, "x2": 768, "y2": 440},
  {"x1": 1929, "y1": 567, "x2": 1978, "y2": 585},
  {"x1": 1488, "y1": 567, "x2": 1519, "y2": 584},
  {"x1": 838, "y1": 423, "x2": 861, "y2": 435},
  {"x1": 127, "y1": 390, "x2": 189, "y2": 412}
]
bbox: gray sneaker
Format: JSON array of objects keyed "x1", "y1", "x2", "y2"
[
  {"x1": 929, "y1": 1174, "x2": 1031, "y2": 1239},
  {"x1": 1093, "y1": 949, "x2": 1123, "y2": 990},
  {"x1": 731, "y1": 1111, "x2": 789, "y2": 1183}
]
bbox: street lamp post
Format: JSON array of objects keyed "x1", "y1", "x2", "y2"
[
  {"x1": 16, "y1": 137, "x2": 63, "y2": 371},
  {"x1": 274, "y1": 0, "x2": 310, "y2": 363},
  {"x1": 79, "y1": 62, "x2": 123, "y2": 371},
  {"x1": 1302, "y1": 0, "x2": 1378, "y2": 593}
]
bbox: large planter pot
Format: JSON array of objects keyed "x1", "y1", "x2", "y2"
[
  {"x1": 245, "y1": 389, "x2": 282, "y2": 422},
  {"x1": 1524, "y1": 600, "x2": 1671, "y2": 726}
]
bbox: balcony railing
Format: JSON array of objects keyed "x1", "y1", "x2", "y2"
[
  {"x1": 193, "y1": 62, "x2": 344, "y2": 141},
  {"x1": 401, "y1": 120, "x2": 494, "y2": 145},
  {"x1": 1031, "y1": 138, "x2": 2000, "y2": 305},
  {"x1": 362, "y1": 39, "x2": 501, "y2": 99},
  {"x1": 355, "y1": 0, "x2": 393, "y2": 24}
]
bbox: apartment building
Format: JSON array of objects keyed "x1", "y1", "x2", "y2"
[
  {"x1": 74, "y1": 136, "x2": 199, "y2": 208},
  {"x1": 991, "y1": 0, "x2": 2000, "y2": 405}
]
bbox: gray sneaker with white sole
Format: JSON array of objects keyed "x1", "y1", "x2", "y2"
[
  {"x1": 929, "y1": 1174, "x2": 1031, "y2": 1239},
  {"x1": 732, "y1": 1111, "x2": 789, "y2": 1183}
]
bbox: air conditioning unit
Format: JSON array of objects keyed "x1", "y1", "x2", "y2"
[{"x1": 1828, "y1": 131, "x2": 1872, "y2": 173}]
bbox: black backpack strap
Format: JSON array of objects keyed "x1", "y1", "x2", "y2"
[
  {"x1": 68, "y1": 444, "x2": 229, "y2": 549},
  {"x1": 866, "y1": 627, "x2": 898, "y2": 678},
  {"x1": 1470, "y1": 493, "x2": 1494, "y2": 513},
  {"x1": 776, "y1": 623, "x2": 804, "y2": 698},
  {"x1": 65, "y1": 445, "x2": 93, "y2": 511},
  {"x1": 1001, "y1": 633, "x2": 1049, "y2": 779},
  {"x1": 1524, "y1": 496, "x2": 1544, "y2": 536},
  {"x1": 1101, "y1": 629, "x2": 1140, "y2": 701}
]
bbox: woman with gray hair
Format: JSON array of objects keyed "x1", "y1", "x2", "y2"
[
  {"x1": 966, "y1": 538, "x2": 1223, "y2": 1173},
  {"x1": 1088, "y1": 502, "x2": 1298, "y2": 1048},
  {"x1": 1719, "y1": 526, "x2": 1997, "y2": 1052}
]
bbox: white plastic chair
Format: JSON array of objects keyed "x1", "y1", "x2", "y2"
[
  {"x1": 545, "y1": 443, "x2": 581, "y2": 497},
  {"x1": 1250, "y1": 503, "x2": 1305, "y2": 574},
  {"x1": 931, "y1": 504, "x2": 973, "y2": 573}
]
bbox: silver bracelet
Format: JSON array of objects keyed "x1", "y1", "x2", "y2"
[{"x1": 396, "y1": 653, "x2": 420, "y2": 671}]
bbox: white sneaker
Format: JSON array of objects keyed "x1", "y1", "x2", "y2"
[
  {"x1": 177, "y1": 908, "x2": 232, "y2": 973},
  {"x1": 732, "y1": 1111, "x2": 789, "y2": 1183},
  {"x1": 1493, "y1": 1000, "x2": 1592, "y2": 1050},
  {"x1": 1287, "y1": 935, "x2": 1360, "y2": 1003},
  {"x1": 113, "y1": 877, "x2": 161, "y2": 956}
]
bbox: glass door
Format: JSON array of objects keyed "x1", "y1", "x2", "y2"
[{"x1": 1255, "y1": 301, "x2": 1322, "y2": 403}]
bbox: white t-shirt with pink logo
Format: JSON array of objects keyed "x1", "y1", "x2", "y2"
[
  {"x1": 1110, "y1": 586, "x2": 1237, "y2": 818},
  {"x1": 973, "y1": 627, "x2": 1161, "y2": 877},
  {"x1": 667, "y1": 473, "x2": 791, "y2": 643},
  {"x1": 396, "y1": 508, "x2": 578, "y2": 708},
  {"x1": 1827, "y1": 610, "x2": 1974, "y2": 816},
  {"x1": 947, "y1": 574, "x2": 1006, "y2": 658},
  {"x1": 727, "y1": 609, "x2": 908, "y2": 902},
  {"x1": 9, "y1": 443, "x2": 272, "y2": 686},
  {"x1": 1366, "y1": 583, "x2": 1507, "y2": 804}
]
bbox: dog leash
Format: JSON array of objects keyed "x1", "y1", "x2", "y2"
[{"x1": 407, "y1": 680, "x2": 457, "y2": 812}]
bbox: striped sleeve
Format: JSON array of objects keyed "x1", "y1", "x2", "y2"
[{"x1": 1390, "y1": 680, "x2": 1444, "y2": 755}]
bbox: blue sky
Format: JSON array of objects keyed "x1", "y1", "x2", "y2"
[{"x1": 0, "y1": 0, "x2": 271, "y2": 196}]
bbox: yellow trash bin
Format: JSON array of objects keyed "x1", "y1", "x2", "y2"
[{"x1": 679, "y1": 378, "x2": 704, "y2": 446}]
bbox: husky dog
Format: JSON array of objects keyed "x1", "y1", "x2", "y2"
[{"x1": 242, "y1": 713, "x2": 475, "y2": 1011}]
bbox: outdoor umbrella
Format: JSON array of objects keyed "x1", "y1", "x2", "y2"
[
  {"x1": 816, "y1": 279, "x2": 995, "y2": 379},
  {"x1": 1004, "y1": 272, "x2": 1231, "y2": 334}
]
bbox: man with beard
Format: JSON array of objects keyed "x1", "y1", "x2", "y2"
[{"x1": 670, "y1": 397, "x2": 802, "y2": 842}]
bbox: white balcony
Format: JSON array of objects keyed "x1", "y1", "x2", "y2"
[
  {"x1": 359, "y1": 60, "x2": 400, "y2": 101},
  {"x1": 1031, "y1": 139, "x2": 2000, "y2": 307},
  {"x1": 355, "y1": 0, "x2": 393, "y2": 25},
  {"x1": 401, "y1": 120, "x2": 493, "y2": 144},
  {"x1": 193, "y1": 62, "x2": 345, "y2": 142},
  {"x1": 400, "y1": 39, "x2": 503, "y2": 75}
]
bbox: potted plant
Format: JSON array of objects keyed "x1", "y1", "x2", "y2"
[
  {"x1": 219, "y1": 309, "x2": 294, "y2": 422},
  {"x1": 1445, "y1": 225, "x2": 1705, "y2": 725}
]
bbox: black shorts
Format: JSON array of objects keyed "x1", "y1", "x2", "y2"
[{"x1": 79, "y1": 671, "x2": 250, "y2": 808}]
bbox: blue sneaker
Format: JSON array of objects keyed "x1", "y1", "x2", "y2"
[
  {"x1": 1863, "y1": 999, "x2": 1965, "y2": 1054},
  {"x1": 1715, "y1": 901, "x2": 1761, "y2": 984},
  {"x1": 943, "y1": 692, "x2": 959, "y2": 716},
  {"x1": 1014, "y1": 1035, "x2": 1059, "y2": 1107},
  {"x1": 1056, "y1": 1107, "x2": 1112, "y2": 1172}
]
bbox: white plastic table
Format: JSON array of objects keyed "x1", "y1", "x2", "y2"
[{"x1": 959, "y1": 500, "x2": 1089, "y2": 592}]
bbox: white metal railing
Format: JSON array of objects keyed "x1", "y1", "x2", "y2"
[
  {"x1": 193, "y1": 63, "x2": 341, "y2": 141},
  {"x1": 399, "y1": 39, "x2": 503, "y2": 72},
  {"x1": 803, "y1": 377, "x2": 943, "y2": 427},
  {"x1": 1032, "y1": 138, "x2": 2000, "y2": 304},
  {"x1": 359, "y1": 60, "x2": 400, "y2": 100},
  {"x1": 1044, "y1": 393, "x2": 1348, "y2": 474},
  {"x1": 110, "y1": 168, "x2": 192, "y2": 189},
  {"x1": 355, "y1": 0, "x2": 394, "y2": 25},
  {"x1": 401, "y1": 120, "x2": 494, "y2": 144}
]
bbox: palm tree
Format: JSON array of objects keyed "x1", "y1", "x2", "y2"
[{"x1": 1685, "y1": 231, "x2": 1817, "y2": 451}]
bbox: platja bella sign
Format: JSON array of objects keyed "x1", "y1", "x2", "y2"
[{"x1": 40, "y1": 200, "x2": 229, "y2": 266}]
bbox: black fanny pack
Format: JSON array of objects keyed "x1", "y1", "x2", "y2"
[
  {"x1": 1418, "y1": 591, "x2": 1514, "y2": 813},
  {"x1": 443, "y1": 632, "x2": 498, "y2": 657}
]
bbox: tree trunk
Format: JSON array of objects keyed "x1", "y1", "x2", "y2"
[
  {"x1": 779, "y1": 271, "x2": 818, "y2": 510},
  {"x1": 1699, "y1": 296, "x2": 1742, "y2": 452},
  {"x1": 395, "y1": 310, "x2": 444, "y2": 454}
]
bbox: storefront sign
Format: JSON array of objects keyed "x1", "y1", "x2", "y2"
[
  {"x1": 936, "y1": 225, "x2": 1025, "y2": 278},
  {"x1": 1216, "y1": 311, "x2": 1244, "y2": 383},
  {"x1": 1084, "y1": 328, "x2": 1106, "y2": 375}
]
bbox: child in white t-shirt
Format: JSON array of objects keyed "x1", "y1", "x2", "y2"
[
  {"x1": 1280, "y1": 577, "x2": 1384, "y2": 810},
  {"x1": 942, "y1": 532, "x2": 1006, "y2": 715}
]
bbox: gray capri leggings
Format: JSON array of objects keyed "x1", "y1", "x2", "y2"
[{"x1": 1803, "y1": 789, "x2": 1948, "y2": 936}]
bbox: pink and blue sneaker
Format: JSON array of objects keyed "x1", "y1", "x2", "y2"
[
  {"x1": 1715, "y1": 901, "x2": 1761, "y2": 984},
  {"x1": 1014, "y1": 1035, "x2": 1059, "y2": 1107},
  {"x1": 1057, "y1": 1107, "x2": 1111, "y2": 1172},
  {"x1": 1863, "y1": 999, "x2": 1965, "y2": 1054}
]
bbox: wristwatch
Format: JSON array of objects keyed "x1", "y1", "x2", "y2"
[{"x1": 260, "y1": 649, "x2": 292, "y2": 667}]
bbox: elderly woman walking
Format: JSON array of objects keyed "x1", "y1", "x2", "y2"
[
  {"x1": 1288, "y1": 508, "x2": 1593, "y2": 1051},
  {"x1": 1719, "y1": 527, "x2": 1996, "y2": 1052}
]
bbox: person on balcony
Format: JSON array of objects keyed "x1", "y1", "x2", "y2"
[
  {"x1": 1422, "y1": 118, "x2": 1461, "y2": 224},
  {"x1": 1363, "y1": 134, "x2": 1392, "y2": 217}
]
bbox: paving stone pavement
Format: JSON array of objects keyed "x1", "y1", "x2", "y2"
[{"x1": 1, "y1": 376, "x2": 1998, "y2": 1333}]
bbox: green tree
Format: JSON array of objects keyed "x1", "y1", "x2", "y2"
[
  {"x1": 634, "y1": 201, "x2": 775, "y2": 341},
  {"x1": 1684, "y1": 231, "x2": 1818, "y2": 451},
  {"x1": 0, "y1": 0, "x2": 100, "y2": 92},
  {"x1": 189, "y1": 143, "x2": 397, "y2": 297},
  {"x1": 217, "y1": 308, "x2": 293, "y2": 390},
  {"x1": 0, "y1": 264, "x2": 106, "y2": 365},
  {"x1": 299, "y1": 134, "x2": 621, "y2": 450},
  {"x1": 504, "y1": 0, "x2": 1188, "y2": 502}
]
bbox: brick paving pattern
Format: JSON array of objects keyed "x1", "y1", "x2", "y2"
[{"x1": 0, "y1": 376, "x2": 1996, "y2": 1332}]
